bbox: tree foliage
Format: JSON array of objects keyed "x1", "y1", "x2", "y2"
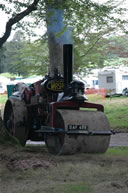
[
  {"x1": 3, "y1": 32, "x2": 128, "y2": 76},
  {"x1": 101, "y1": 35, "x2": 128, "y2": 67},
  {"x1": 1, "y1": 0, "x2": 128, "y2": 75},
  {"x1": 0, "y1": 0, "x2": 128, "y2": 47},
  {"x1": 3, "y1": 31, "x2": 25, "y2": 74},
  {"x1": 2, "y1": 31, "x2": 48, "y2": 76},
  {"x1": 13, "y1": 39, "x2": 49, "y2": 77},
  {"x1": 0, "y1": 0, "x2": 40, "y2": 47}
]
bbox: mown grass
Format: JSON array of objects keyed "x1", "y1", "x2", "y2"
[
  {"x1": 0, "y1": 72, "x2": 17, "y2": 79},
  {"x1": 87, "y1": 94, "x2": 128, "y2": 131},
  {"x1": 0, "y1": 144, "x2": 128, "y2": 193},
  {"x1": 0, "y1": 93, "x2": 128, "y2": 193},
  {"x1": 0, "y1": 94, "x2": 7, "y2": 104},
  {"x1": 1, "y1": 147, "x2": 128, "y2": 193},
  {"x1": 1, "y1": 94, "x2": 128, "y2": 130},
  {"x1": 43, "y1": 183, "x2": 91, "y2": 193},
  {"x1": 106, "y1": 147, "x2": 128, "y2": 156}
]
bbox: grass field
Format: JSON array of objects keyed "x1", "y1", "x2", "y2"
[
  {"x1": 0, "y1": 145, "x2": 128, "y2": 193},
  {"x1": 0, "y1": 94, "x2": 7, "y2": 104},
  {"x1": 0, "y1": 93, "x2": 128, "y2": 131},
  {"x1": 87, "y1": 94, "x2": 128, "y2": 131},
  {"x1": 0, "y1": 94, "x2": 128, "y2": 193}
]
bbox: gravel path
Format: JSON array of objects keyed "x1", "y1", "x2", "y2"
[
  {"x1": 26, "y1": 133, "x2": 128, "y2": 147},
  {"x1": 109, "y1": 133, "x2": 128, "y2": 147}
]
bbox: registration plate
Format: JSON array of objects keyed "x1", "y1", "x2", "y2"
[{"x1": 68, "y1": 124, "x2": 88, "y2": 131}]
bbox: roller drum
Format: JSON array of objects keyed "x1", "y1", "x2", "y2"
[{"x1": 45, "y1": 109, "x2": 111, "y2": 155}]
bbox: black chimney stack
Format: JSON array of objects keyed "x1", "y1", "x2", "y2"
[{"x1": 63, "y1": 44, "x2": 73, "y2": 89}]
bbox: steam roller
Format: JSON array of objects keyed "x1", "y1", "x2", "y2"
[{"x1": 3, "y1": 44, "x2": 111, "y2": 155}]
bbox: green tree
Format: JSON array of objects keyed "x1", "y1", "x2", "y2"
[
  {"x1": 102, "y1": 35, "x2": 128, "y2": 67},
  {"x1": 2, "y1": 30, "x2": 48, "y2": 76},
  {"x1": 0, "y1": 0, "x2": 40, "y2": 47},
  {"x1": 12, "y1": 38, "x2": 49, "y2": 76},
  {"x1": 11, "y1": 34, "x2": 128, "y2": 77},
  {"x1": 0, "y1": 0, "x2": 128, "y2": 75},
  {"x1": 3, "y1": 31, "x2": 25, "y2": 75},
  {"x1": 0, "y1": 0, "x2": 128, "y2": 46},
  {"x1": 73, "y1": 32, "x2": 108, "y2": 74}
]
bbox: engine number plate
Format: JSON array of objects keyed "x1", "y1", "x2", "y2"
[{"x1": 68, "y1": 124, "x2": 88, "y2": 131}]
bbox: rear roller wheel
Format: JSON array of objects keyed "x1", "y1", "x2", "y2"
[
  {"x1": 4, "y1": 100, "x2": 28, "y2": 145},
  {"x1": 4, "y1": 102, "x2": 15, "y2": 136}
]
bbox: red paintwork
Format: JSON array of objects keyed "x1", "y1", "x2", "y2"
[{"x1": 50, "y1": 101, "x2": 104, "y2": 127}]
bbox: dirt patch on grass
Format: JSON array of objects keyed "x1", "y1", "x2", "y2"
[
  {"x1": 1, "y1": 100, "x2": 128, "y2": 193},
  {"x1": 0, "y1": 144, "x2": 128, "y2": 193},
  {"x1": 7, "y1": 158, "x2": 55, "y2": 171}
]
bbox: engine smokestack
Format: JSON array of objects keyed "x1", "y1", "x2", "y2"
[{"x1": 63, "y1": 44, "x2": 73, "y2": 89}]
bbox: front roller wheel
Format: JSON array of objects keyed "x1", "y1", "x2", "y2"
[
  {"x1": 4, "y1": 99, "x2": 28, "y2": 145},
  {"x1": 45, "y1": 111, "x2": 65, "y2": 155},
  {"x1": 45, "y1": 109, "x2": 111, "y2": 155}
]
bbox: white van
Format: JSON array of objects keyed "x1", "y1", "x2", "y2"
[{"x1": 98, "y1": 68, "x2": 128, "y2": 96}]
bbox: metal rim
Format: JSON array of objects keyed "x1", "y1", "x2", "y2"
[
  {"x1": 4, "y1": 100, "x2": 28, "y2": 146},
  {"x1": 4, "y1": 101, "x2": 15, "y2": 136},
  {"x1": 45, "y1": 111, "x2": 65, "y2": 155}
]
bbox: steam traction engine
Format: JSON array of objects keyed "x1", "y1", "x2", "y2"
[{"x1": 4, "y1": 45, "x2": 111, "y2": 155}]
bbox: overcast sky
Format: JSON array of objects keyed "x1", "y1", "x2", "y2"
[{"x1": 0, "y1": 12, "x2": 8, "y2": 37}]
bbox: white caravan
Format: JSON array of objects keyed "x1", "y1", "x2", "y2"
[{"x1": 98, "y1": 68, "x2": 128, "y2": 96}]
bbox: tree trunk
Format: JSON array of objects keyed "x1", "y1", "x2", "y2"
[
  {"x1": 48, "y1": 34, "x2": 63, "y2": 76},
  {"x1": 0, "y1": 0, "x2": 39, "y2": 48},
  {"x1": 46, "y1": 1, "x2": 73, "y2": 77}
]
